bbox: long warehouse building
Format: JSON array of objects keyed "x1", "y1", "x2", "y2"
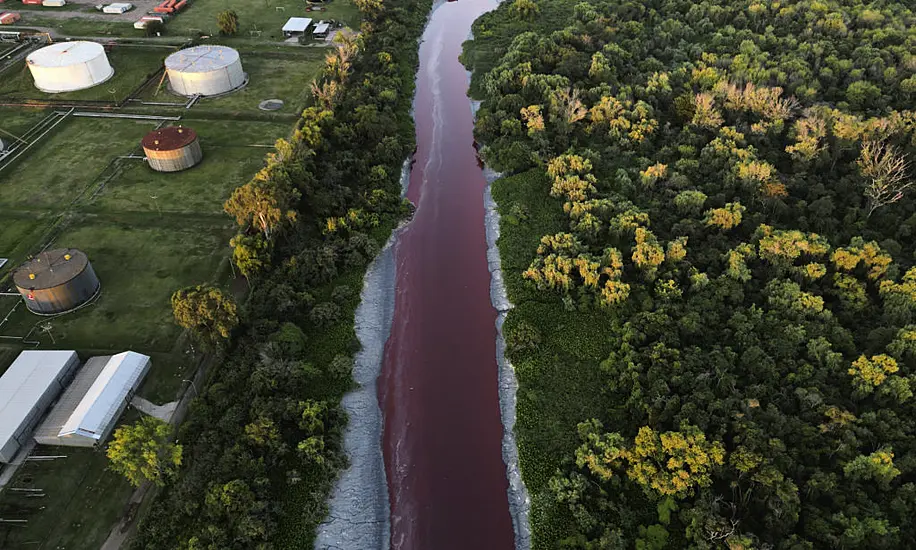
[
  {"x1": 0, "y1": 350, "x2": 79, "y2": 463},
  {"x1": 35, "y1": 351, "x2": 150, "y2": 448}
]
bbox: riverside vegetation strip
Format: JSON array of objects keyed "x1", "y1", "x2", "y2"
[
  {"x1": 465, "y1": 0, "x2": 916, "y2": 547},
  {"x1": 128, "y1": 0, "x2": 434, "y2": 546}
]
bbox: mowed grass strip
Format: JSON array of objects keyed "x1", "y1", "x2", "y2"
[
  {"x1": 0, "y1": 117, "x2": 156, "y2": 210},
  {"x1": 0, "y1": 214, "x2": 57, "y2": 281},
  {"x1": 87, "y1": 120, "x2": 289, "y2": 214},
  {"x1": 167, "y1": 0, "x2": 360, "y2": 39},
  {"x1": 142, "y1": 52, "x2": 326, "y2": 113},
  {"x1": 197, "y1": 53, "x2": 325, "y2": 112},
  {"x1": 2, "y1": 217, "x2": 231, "y2": 352},
  {"x1": 0, "y1": 430, "x2": 136, "y2": 550},
  {"x1": 0, "y1": 47, "x2": 169, "y2": 102},
  {"x1": 0, "y1": 106, "x2": 53, "y2": 135}
]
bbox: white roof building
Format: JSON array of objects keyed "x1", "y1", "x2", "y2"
[
  {"x1": 282, "y1": 17, "x2": 312, "y2": 35},
  {"x1": 0, "y1": 350, "x2": 79, "y2": 462},
  {"x1": 54, "y1": 352, "x2": 150, "y2": 446},
  {"x1": 313, "y1": 22, "x2": 330, "y2": 36}
]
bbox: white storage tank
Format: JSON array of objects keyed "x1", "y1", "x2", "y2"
[
  {"x1": 165, "y1": 45, "x2": 246, "y2": 97},
  {"x1": 26, "y1": 41, "x2": 114, "y2": 93}
]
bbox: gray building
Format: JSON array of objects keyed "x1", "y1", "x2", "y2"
[
  {"x1": 35, "y1": 352, "x2": 151, "y2": 448},
  {"x1": 0, "y1": 350, "x2": 79, "y2": 463}
]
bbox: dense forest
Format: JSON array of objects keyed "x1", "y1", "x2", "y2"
[
  {"x1": 464, "y1": 0, "x2": 916, "y2": 547},
  {"x1": 128, "y1": 0, "x2": 430, "y2": 546}
]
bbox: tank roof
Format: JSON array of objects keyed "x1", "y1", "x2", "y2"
[
  {"x1": 13, "y1": 248, "x2": 91, "y2": 290},
  {"x1": 141, "y1": 126, "x2": 198, "y2": 151},
  {"x1": 164, "y1": 45, "x2": 240, "y2": 73},
  {"x1": 27, "y1": 41, "x2": 106, "y2": 68}
]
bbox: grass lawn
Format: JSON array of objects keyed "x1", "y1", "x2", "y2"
[
  {"x1": 0, "y1": 117, "x2": 156, "y2": 211},
  {"x1": 0, "y1": 214, "x2": 57, "y2": 281},
  {"x1": 0, "y1": 344, "x2": 22, "y2": 376},
  {"x1": 1, "y1": 216, "x2": 232, "y2": 352},
  {"x1": 89, "y1": 120, "x2": 289, "y2": 214},
  {"x1": 167, "y1": 0, "x2": 358, "y2": 40},
  {"x1": 3, "y1": 18, "x2": 138, "y2": 38},
  {"x1": 0, "y1": 107, "x2": 52, "y2": 136},
  {"x1": 141, "y1": 51, "x2": 325, "y2": 113},
  {"x1": 0, "y1": 47, "x2": 169, "y2": 102},
  {"x1": 0, "y1": 433, "x2": 136, "y2": 550},
  {"x1": 199, "y1": 52, "x2": 324, "y2": 112}
]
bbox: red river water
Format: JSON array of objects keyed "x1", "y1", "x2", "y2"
[{"x1": 376, "y1": 0, "x2": 515, "y2": 548}]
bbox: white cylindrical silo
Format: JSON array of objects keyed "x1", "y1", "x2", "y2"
[
  {"x1": 26, "y1": 42, "x2": 114, "y2": 93},
  {"x1": 165, "y1": 46, "x2": 246, "y2": 97}
]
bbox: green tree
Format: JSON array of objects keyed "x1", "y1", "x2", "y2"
[
  {"x1": 171, "y1": 285, "x2": 239, "y2": 346},
  {"x1": 107, "y1": 417, "x2": 182, "y2": 487},
  {"x1": 216, "y1": 10, "x2": 239, "y2": 35},
  {"x1": 230, "y1": 233, "x2": 270, "y2": 279},
  {"x1": 224, "y1": 177, "x2": 300, "y2": 241}
]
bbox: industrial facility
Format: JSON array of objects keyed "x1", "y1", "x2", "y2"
[
  {"x1": 34, "y1": 351, "x2": 151, "y2": 448},
  {"x1": 141, "y1": 125, "x2": 203, "y2": 172},
  {"x1": 12, "y1": 248, "x2": 101, "y2": 315},
  {"x1": 26, "y1": 41, "x2": 114, "y2": 93},
  {"x1": 0, "y1": 350, "x2": 79, "y2": 463},
  {"x1": 165, "y1": 45, "x2": 246, "y2": 97}
]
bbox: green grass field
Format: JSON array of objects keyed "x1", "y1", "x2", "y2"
[
  {"x1": 88, "y1": 120, "x2": 289, "y2": 214},
  {"x1": 0, "y1": 47, "x2": 170, "y2": 102},
  {"x1": 5, "y1": 0, "x2": 358, "y2": 42},
  {"x1": 0, "y1": 107, "x2": 52, "y2": 136},
  {"x1": 141, "y1": 51, "x2": 326, "y2": 113},
  {"x1": 0, "y1": 433, "x2": 136, "y2": 550},
  {"x1": 1, "y1": 216, "x2": 232, "y2": 351},
  {"x1": 168, "y1": 0, "x2": 360, "y2": 39},
  {"x1": 0, "y1": 117, "x2": 156, "y2": 210}
]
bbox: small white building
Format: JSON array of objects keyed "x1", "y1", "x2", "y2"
[
  {"x1": 282, "y1": 16, "x2": 312, "y2": 37},
  {"x1": 34, "y1": 351, "x2": 150, "y2": 448},
  {"x1": 312, "y1": 21, "x2": 330, "y2": 38},
  {"x1": 0, "y1": 350, "x2": 79, "y2": 463},
  {"x1": 103, "y1": 2, "x2": 133, "y2": 13}
]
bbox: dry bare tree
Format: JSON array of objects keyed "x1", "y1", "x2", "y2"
[
  {"x1": 858, "y1": 140, "x2": 912, "y2": 217},
  {"x1": 550, "y1": 87, "x2": 587, "y2": 134}
]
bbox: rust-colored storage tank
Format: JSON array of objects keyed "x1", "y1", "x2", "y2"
[
  {"x1": 141, "y1": 126, "x2": 202, "y2": 172},
  {"x1": 13, "y1": 249, "x2": 100, "y2": 315}
]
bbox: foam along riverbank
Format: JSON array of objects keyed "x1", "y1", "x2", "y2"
[
  {"x1": 484, "y1": 165, "x2": 532, "y2": 550},
  {"x1": 473, "y1": 89, "x2": 532, "y2": 548},
  {"x1": 312, "y1": 159, "x2": 411, "y2": 550}
]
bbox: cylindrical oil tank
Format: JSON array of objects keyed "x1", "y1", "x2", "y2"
[
  {"x1": 26, "y1": 41, "x2": 114, "y2": 93},
  {"x1": 165, "y1": 46, "x2": 245, "y2": 97},
  {"x1": 12, "y1": 249, "x2": 101, "y2": 314},
  {"x1": 141, "y1": 126, "x2": 202, "y2": 172}
]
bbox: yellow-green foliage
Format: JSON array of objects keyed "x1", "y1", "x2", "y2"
[
  {"x1": 757, "y1": 225, "x2": 830, "y2": 265},
  {"x1": 724, "y1": 243, "x2": 757, "y2": 282},
  {"x1": 704, "y1": 202, "x2": 746, "y2": 230},
  {"x1": 831, "y1": 238, "x2": 893, "y2": 281},
  {"x1": 848, "y1": 354, "x2": 898, "y2": 393},
  {"x1": 587, "y1": 95, "x2": 657, "y2": 144},
  {"x1": 640, "y1": 162, "x2": 668, "y2": 188},
  {"x1": 625, "y1": 425, "x2": 725, "y2": 498},
  {"x1": 632, "y1": 227, "x2": 665, "y2": 276}
]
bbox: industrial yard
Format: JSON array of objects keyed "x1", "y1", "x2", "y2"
[{"x1": 0, "y1": 1, "x2": 344, "y2": 544}]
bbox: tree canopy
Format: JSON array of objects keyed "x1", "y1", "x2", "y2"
[
  {"x1": 107, "y1": 417, "x2": 182, "y2": 487},
  {"x1": 466, "y1": 0, "x2": 916, "y2": 546}
]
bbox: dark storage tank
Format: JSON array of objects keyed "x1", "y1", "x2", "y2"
[{"x1": 13, "y1": 249, "x2": 100, "y2": 314}]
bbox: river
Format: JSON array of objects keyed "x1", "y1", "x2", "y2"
[{"x1": 376, "y1": 0, "x2": 515, "y2": 547}]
